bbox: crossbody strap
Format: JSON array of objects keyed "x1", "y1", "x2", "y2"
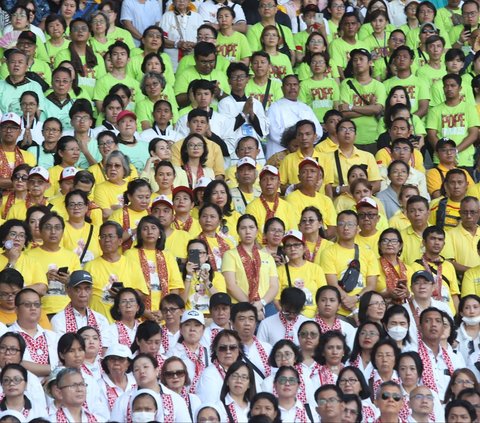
[
  {"x1": 334, "y1": 150, "x2": 344, "y2": 186},
  {"x1": 79, "y1": 224, "x2": 94, "y2": 263},
  {"x1": 261, "y1": 78, "x2": 272, "y2": 110}
]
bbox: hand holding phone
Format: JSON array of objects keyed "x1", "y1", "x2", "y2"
[
  {"x1": 58, "y1": 266, "x2": 69, "y2": 274},
  {"x1": 188, "y1": 249, "x2": 201, "y2": 268}
]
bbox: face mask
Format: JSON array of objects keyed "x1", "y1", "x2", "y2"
[
  {"x1": 463, "y1": 315, "x2": 480, "y2": 326},
  {"x1": 387, "y1": 325, "x2": 408, "y2": 341},
  {"x1": 132, "y1": 411, "x2": 156, "y2": 423}
]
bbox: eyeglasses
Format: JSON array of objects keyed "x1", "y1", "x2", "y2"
[
  {"x1": 376, "y1": 353, "x2": 394, "y2": 359},
  {"x1": 1, "y1": 126, "x2": 19, "y2": 132},
  {"x1": 276, "y1": 376, "x2": 298, "y2": 385},
  {"x1": 381, "y1": 392, "x2": 402, "y2": 401},
  {"x1": 0, "y1": 291, "x2": 20, "y2": 299},
  {"x1": 284, "y1": 242, "x2": 303, "y2": 250},
  {"x1": 12, "y1": 12, "x2": 27, "y2": 17},
  {"x1": 164, "y1": 369, "x2": 186, "y2": 378},
  {"x1": 358, "y1": 213, "x2": 378, "y2": 220},
  {"x1": 463, "y1": 10, "x2": 478, "y2": 17},
  {"x1": 106, "y1": 163, "x2": 122, "y2": 169},
  {"x1": 53, "y1": 79, "x2": 71, "y2": 85},
  {"x1": 67, "y1": 202, "x2": 86, "y2": 209},
  {"x1": 43, "y1": 127, "x2": 61, "y2": 133},
  {"x1": 71, "y1": 25, "x2": 88, "y2": 32},
  {"x1": 275, "y1": 351, "x2": 294, "y2": 360},
  {"x1": 359, "y1": 330, "x2": 379, "y2": 338},
  {"x1": 412, "y1": 394, "x2": 434, "y2": 401},
  {"x1": 18, "y1": 301, "x2": 41, "y2": 309},
  {"x1": 161, "y1": 307, "x2": 180, "y2": 314},
  {"x1": 368, "y1": 301, "x2": 387, "y2": 308},
  {"x1": 98, "y1": 140, "x2": 115, "y2": 147},
  {"x1": 99, "y1": 234, "x2": 117, "y2": 240},
  {"x1": 217, "y1": 344, "x2": 239, "y2": 352},
  {"x1": 0, "y1": 346, "x2": 21, "y2": 354},
  {"x1": 21, "y1": 102, "x2": 36, "y2": 108},
  {"x1": 338, "y1": 127, "x2": 355, "y2": 133},
  {"x1": 339, "y1": 378, "x2": 359, "y2": 385},
  {"x1": 1, "y1": 376, "x2": 24, "y2": 385},
  {"x1": 7, "y1": 231, "x2": 26, "y2": 239},
  {"x1": 380, "y1": 238, "x2": 400, "y2": 245},
  {"x1": 43, "y1": 225, "x2": 63, "y2": 232},
  {"x1": 454, "y1": 379, "x2": 475, "y2": 386},
  {"x1": 311, "y1": 60, "x2": 326, "y2": 65},
  {"x1": 460, "y1": 210, "x2": 479, "y2": 216},
  {"x1": 337, "y1": 221, "x2": 356, "y2": 228},
  {"x1": 12, "y1": 174, "x2": 28, "y2": 182},
  {"x1": 259, "y1": 3, "x2": 276, "y2": 9},
  {"x1": 59, "y1": 382, "x2": 88, "y2": 390},
  {"x1": 392, "y1": 147, "x2": 410, "y2": 153},
  {"x1": 119, "y1": 299, "x2": 137, "y2": 306},
  {"x1": 145, "y1": 82, "x2": 160, "y2": 89},
  {"x1": 299, "y1": 331, "x2": 319, "y2": 339},
  {"x1": 268, "y1": 228, "x2": 284, "y2": 234},
  {"x1": 300, "y1": 218, "x2": 318, "y2": 225},
  {"x1": 317, "y1": 397, "x2": 341, "y2": 406},
  {"x1": 91, "y1": 18, "x2": 106, "y2": 24},
  {"x1": 187, "y1": 143, "x2": 204, "y2": 150},
  {"x1": 73, "y1": 115, "x2": 91, "y2": 122},
  {"x1": 231, "y1": 373, "x2": 249, "y2": 381}
]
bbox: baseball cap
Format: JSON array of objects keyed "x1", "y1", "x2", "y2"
[
  {"x1": 420, "y1": 22, "x2": 438, "y2": 32},
  {"x1": 209, "y1": 292, "x2": 232, "y2": 309},
  {"x1": 259, "y1": 165, "x2": 279, "y2": 179},
  {"x1": 59, "y1": 166, "x2": 78, "y2": 182},
  {"x1": 103, "y1": 344, "x2": 133, "y2": 360},
  {"x1": 1, "y1": 112, "x2": 21, "y2": 127},
  {"x1": 355, "y1": 197, "x2": 378, "y2": 210},
  {"x1": 3, "y1": 48, "x2": 27, "y2": 60},
  {"x1": 151, "y1": 195, "x2": 173, "y2": 209},
  {"x1": 172, "y1": 185, "x2": 194, "y2": 201},
  {"x1": 298, "y1": 157, "x2": 320, "y2": 170},
  {"x1": 350, "y1": 48, "x2": 372, "y2": 61},
  {"x1": 435, "y1": 138, "x2": 457, "y2": 151},
  {"x1": 116, "y1": 110, "x2": 136, "y2": 123},
  {"x1": 18, "y1": 30, "x2": 36, "y2": 44},
  {"x1": 67, "y1": 270, "x2": 93, "y2": 288},
  {"x1": 411, "y1": 270, "x2": 435, "y2": 284},
  {"x1": 237, "y1": 157, "x2": 256, "y2": 169},
  {"x1": 193, "y1": 176, "x2": 212, "y2": 192},
  {"x1": 282, "y1": 229, "x2": 305, "y2": 244},
  {"x1": 28, "y1": 166, "x2": 49, "y2": 182},
  {"x1": 180, "y1": 309, "x2": 205, "y2": 325}
]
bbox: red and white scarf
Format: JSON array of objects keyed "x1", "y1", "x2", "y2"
[
  {"x1": 294, "y1": 363, "x2": 318, "y2": 404},
  {"x1": 226, "y1": 402, "x2": 239, "y2": 423},
  {"x1": 253, "y1": 337, "x2": 271, "y2": 377},
  {"x1": 55, "y1": 407, "x2": 97, "y2": 423},
  {"x1": 20, "y1": 331, "x2": 49, "y2": 365},
  {"x1": 294, "y1": 405, "x2": 309, "y2": 423},
  {"x1": 237, "y1": 244, "x2": 262, "y2": 302},
  {"x1": 363, "y1": 404, "x2": 377, "y2": 422},
  {"x1": 417, "y1": 338, "x2": 454, "y2": 393},
  {"x1": 182, "y1": 343, "x2": 205, "y2": 393},
  {"x1": 198, "y1": 232, "x2": 230, "y2": 272},
  {"x1": 314, "y1": 316, "x2": 342, "y2": 334},
  {"x1": 115, "y1": 321, "x2": 136, "y2": 347},
  {"x1": 0, "y1": 394, "x2": 30, "y2": 418},
  {"x1": 318, "y1": 364, "x2": 342, "y2": 385},
  {"x1": 161, "y1": 325, "x2": 171, "y2": 353},
  {"x1": 370, "y1": 369, "x2": 400, "y2": 397},
  {"x1": 64, "y1": 303, "x2": 103, "y2": 352},
  {"x1": 210, "y1": 328, "x2": 221, "y2": 344},
  {"x1": 121, "y1": 206, "x2": 133, "y2": 251},
  {"x1": 259, "y1": 194, "x2": 279, "y2": 221},
  {"x1": 173, "y1": 216, "x2": 193, "y2": 232},
  {"x1": 214, "y1": 360, "x2": 226, "y2": 379},
  {"x1": 138, "y1": 248, "x2": 169, "y2": 310},
  {"x1": 0, "y1": 146, "x2": 24, "y2": 180},
  {"x1": 105, "y1": 383, "x2": 119, "y2": 411},
  {"x1": 305, "y1": 238, "x2": 322, "y2": 263},
  {"x1": 279, "y1": 312, "x2": 298, "y2": 341}
]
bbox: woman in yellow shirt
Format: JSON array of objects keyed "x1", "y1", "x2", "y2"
[
  {"x1": 222, "y1": 214, "x2": 278, "y2": 318},
  {"x1": 1, "y1": 164, "x2": 30, "y2": 220},
  {"x1": 110, "y1": 179, "x2": 152, "y2": 252},
  {"x1": 334, "y1": 165, "x2": 369, "y2": 212},
  {"x1": 62, "y1": 190, "x2": 101, "y2": 266},
  {"x1": 93, "y1": 150, "x2": 130, "y2": 220},
  {"x1": 203, "y1": 180, "x2": 241, "y2": 243},
  {"x1": 299, "y1": 207, "x2": 333, "y2": 267},
  {"x1": 125, "y1": 216, "x2": 184, "y2": 321},
  {"x1": 47, "y1": 136, "x2": 81, "y2": 198}
]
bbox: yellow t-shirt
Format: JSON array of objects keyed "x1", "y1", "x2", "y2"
[
  {"x1": 443, "y1": 225, "x2": 480, "y2": 268},
  {"x1": 110, "y1": 207, "x2": 149, "y2": 236},
  {"x1": 124, "y1": 248, "x2": 184, "y2": 311},
  {"x1": 185, "y1": 271, "x2": 227, "y2": 313},
  {"x1": 3, "y1": 150, "x2": 35, "y2": 169},
  {"x1": 7, "y1": 199, "x2": 49, "y2": 220},
  {"x1": 279, "y1": 149, "x2": 334, "y2": 187},
  {"x1": 172, "y1": 217, "x2": 202, "y2": 238},
  {"x1": 399, "y1": 226, "x2": 425, "y2": 265},
  {"x1": 84, "y1": 255, "x2": 148, "y2": 322},
  {"x1": 276, "y1": 261, "x2": 326, "y2": 318},
  {"x1": 221, "y1": 248, "x2": 278, "y2": 303},
  {"x1": 428, "y1": 197, "x2": 461, "y2": 230},
  {"x1": 0, "y1": 254, "x2": 38, "y2": 286},
  {"x1": 355, "y1": 231, "x2": 382, "y2": 258},
  {"x1": 427, "y1": 164, "x2": 474, "y2": 197},
  {"x1": 61, "y1": 222, "x2": 101, "y2": 265},
  {"x1": 285, "y1": 190, "x2": 337, "y2": 228},
  {"x1": 201, "y1": 233, "x2": 235, "y2": 271},
  {"x1": 389, "y1": 211, "x2": 410, "y2": 231},
  {"x1": 462, "y1": 265, "x2": 480, "y2": 297},
  {"x1": 320, "y1": 243, "x2": 380, "y2": 316},
  {"x1": 87, "y1": 162, "x2": 138, "y2": 185},
  {"x1": 46, "y1": 165, "x2": 81, "y2": 198},
  {"x1": 376, "y1": 259, "x2": 414, "y2": 293},
  {"x1": 25, "y1": 247, "x2": 82, "y2": 314},
  {"x1": 165, "y1": 229, "x2": 194, "y2": 260},
  {"x1": 375, "y1": 148, "x2": 425, "y2": 173},
  {"x1": 93, "y1": 180, "x2": 128, "y2": 210},
  {"x1": 306, "y1": 238, "x2": 334, "y2": 267}
]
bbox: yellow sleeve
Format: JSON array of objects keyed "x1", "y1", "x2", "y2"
[
  {"x1": 221, "y1": 249, "x2": 237, "y2": 273},
  {"x1": 462, "y1": 267, "x2": 478, "y2": 296},
  {"x1": 164, "y1": 251, "x2": 185, "y2": 291},
  {"x1": 21, "y1": 150, "x2": 36, "y2": 167},
  {"x1": 365, "y1": 249, "x2": 380, "y2": 277},
  {"x1": 426, "y1": 168, "x2": 442, "y2": 196},
  {"x1": 375, "y1": 149, "x2": 390, "y2": 167}
]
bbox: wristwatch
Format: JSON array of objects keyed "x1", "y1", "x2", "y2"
[
  {"x1": 260, "y1": 299, "x2": 267, "y2": 307},
  {"x1": 335, "y1": 185, "x2": 342, "y2": 195}
]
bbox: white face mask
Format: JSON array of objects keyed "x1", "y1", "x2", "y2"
[
  {"x1": 463, "y1": 315, "x2": 480, "y2": 326},
  {"x1": 132, "y1": 411, "x2": 156, "y2": 423},
  {"x1": 387, "y1": 325, "x2": 408, "y2": 341}
]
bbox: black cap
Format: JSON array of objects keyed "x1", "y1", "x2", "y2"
[
  {"x1": 18, "y1": 30, "x2": 36, "y2": 44},
  {"x1": 350, "y1": 48, "x2": 372, "y2": 61},
  {"x1": 67, "y1": 270, "x2": 93, "y2": 288},
  {"x1": 209, "y1": 292, "x2": 232, "y2": 308},
  {"x1": 4, "y1": 48, "x2": 27, "y2": 60},
  {"x1": 411, "y1": 270, "x2": 435, "y2": 284},
  {"x1": 435, "y1": 138, "x2": 457, "y2": 151}
]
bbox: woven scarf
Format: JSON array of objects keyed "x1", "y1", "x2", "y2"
[
  {"x1": 182, "y1": 342, "x2": 205, "y2": 393},
  {"x1": 259, "y1": 194, "x2": 279, "y2": 221},
  {"x1": 64, "y1": 303, "x2": 103, "y2": 352},
  {"x1": 380, "y1": 257, "x2": 408, "y2": 303},
  {"x1": 226, "y1": 402, "x2": 239, "y2": 423},
  {"x1": 105, "y1": 383, "x2": 119, "y2": 411},
  {"x1": 279, "y1": 312, "x2": 298, "y2": 341},
  {"x1": 237, "y1": 244, "x2": 262, "y2": 302},
  {"x1": 319, "y1": 364, "x2": 341, "y2": 385},
  {"x1": 1, "y1": 192, "x2": 15, "y2": 219},
  {"x1": 161, "y1": 325, "x2": 170, "y2": 353},
  {"x1": 121, "y1": 206, "x2": 133, "y2": 251},
  {"x1": 417, "y1": 339, "x2": 454, "y2": 393},
  {"x1": 184, "y1": 164, "x2": 204, "y2": 189},
  {"x1": 421, "y1": 255, "x2": 443, "y2": 300},
  {"x1": 0, "y1": 147, "x2": 23, "y2": 179},
  {"x1": 138, "y1": 249, "x2": 169, "y2": 311},
  {"x1": 20, "y1": 331, "x2": 49, "y2": 365},
  {"x1": 294, "y1": 363, "x2": 312, "y2": 404},
  {"x1": 115, "y1": 321, "x2": 135, "y2": 347},
  {"x1": 305, "y1": 238, "x2": 322, "y2": 262},
  {"x1": 56, "y1": 407, "x2": 97, "y2": 423},
  {"x1": 173, "y1": 216, "x2": 193, "y2": 232},
  {"x1": 253, "y1": 337, "x2": 272, "y2": 377},
  {"x1": 294, "y1": 405, "x2": 309, "y2": 423},
  {"x1": 363, "y1": 404, "x2": 377, "y2": 422},
  {"x1": 214, "y1": 360, "x2": 227, "y2": 379},
  {"x1": 25, "y1": 194, "x2": 47, "y2": 209},
  {"x1": 314, "y1": 316, "x2": 341, "y2": 334},
  {"x1": 198, "y1": 232, "x2": 230, "y2": 271}
]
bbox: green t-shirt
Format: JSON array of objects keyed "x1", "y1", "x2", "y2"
[
  {"x1": 269, "y1": 52, "x2": 293, "y2": 81},
  {"x1": 326, "y1": 21, "x2": 339, "y2": 44},
  {"x1": 107, "y1": 27, "x2": 136, "y2": 51},
  {"x1": 295, "y1": 62, "x2": 340, "y2": 81},
  {"x1": 299, "y1": 77, "x2": 340, "y2": 122},
  {"x1": 426, "y1": 100, "x2": 480, "y2": 167},
  {"x1": 339, "y1": 77, "x2": 386, "y2": 145},
  {"x1": 173, "y1": 66, "x2": 230, "y2": 97},
  {"x1": 176, "y1": 54, "x2": 230, "y2": 76},
  {"x1": 245, "y1": 78, "x2": 283, "y2": 110},
  {"x1": 89, "y1": 37, "x2": 113, "y2": 57},
  {"x1": 217, "y1": 31, "x2": 252, "y2": 62},
  {"x1": 45, "y1": 39, "x2": 69, "y2": 68},
  {"x1": 358, "y1": 23, "x2": 394, "y2": 41},
  {"x1": 293, "y1": 31, "x2": 309, "y2": 53},
  {"x1": 41, "y1": 96, "x2": 74, "y2": 131},
  {"x1": 430, "y1": 73, "x2": 475, "y2": 107},
  {"x1": 383, "y1": 74, "x2": 430, "y2": 113},
  {"x1": 126, "y1": 51, "x2": 175, "y2": 88},
  {"x1": 246, "y1": 22, "x2": 294, "y2": 53},
  {"x1": 328, "y1": 38, "x2": 369, "y2": 74},
  {"x1": 135, "y1": 85, "x2": 179, "y2": 124},
  {"x1": 416, "y1": 63, "x2": 447, "y2": 89},
  {"x1": 93, "y1": 73, "x2": 144, "y2": 104}
]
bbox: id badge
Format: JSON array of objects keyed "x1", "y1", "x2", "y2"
[{"x1": 241, "y1": 124, "x2": 254, "y2": 136}]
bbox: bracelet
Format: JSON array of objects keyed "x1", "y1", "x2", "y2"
[{"x1": 185, "y1": 274, "x2": 192, "y2": 281}]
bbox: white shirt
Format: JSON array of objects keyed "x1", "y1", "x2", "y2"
[
  {"x1": 279, "y1": 399, "x2": 316, "y2": 423},
  {"x1": 216, "y1": 393, "x2": 249, "y2": 423},
  {"x1": 346, "y1": 355, "x2": 374, "y2": 384},
  {"x1": 50, "y1": 306, "x2": 114, "y2": 348},
  {"x1": 109, "y1": 321, "x2": 139, "y2": 347},
  {"x1": 120, "y1": 0, "x2": 163, "y2": 46},
  {"x1": 48, "y1": 406, "x2": 99, "y2": 422},
  {"x1": 140, "y1": 125, "x2": 182, "y2": 143},
  {"x1": 198, "y1": 0, "x2": 246, "y2": 25},
  {"x1": 243, "y1": 337, "x2": 272, "y2": 391},
  {"x1": 98, "y1": 372, "x2": 136, "y2": 412},
  {"x1": 111, "y1": 384, "x2": 192, "y2": 422},
  {"x1": 16, "y1": 117, "x2": 44, "y2": 146},
  {"x1": 388, "y1": 0, "x2": 408, "y2": 26},
  {"x1": 266, "y1": 98, "x2": 322, "y2": 158},
  {"x1": 9, "y1": 322, "x2": 59, "y2": 370},
  {"x1": 197, "y1": 363, "x2": 226, "y2": 403},
  {"x1": 257, "y1": 312, "x2": 309, "y2": 346},
  {"x1": 218, "y1": 95, "x2": 269, "y2": 163},
  {"x1": 456, "y1": 322, "x2": 480, "y2": 367},
  {"x1": 167, "y1": 343, "x2": 210, "y2": 384}
]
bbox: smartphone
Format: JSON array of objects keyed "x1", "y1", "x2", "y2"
[
  {"x1": 111, "y1": 282, "x2": 124, "y2": 291},
  {"x1": 315, "y1": 12, "x2": 324, "y2": 23},
  {"x1": 58, "y1": 266, "x2": 68, "y2": 274},
  {"x1": 188, "y1": 249, "x2": 201, "y2": 267},
  {"x1": 397, "y1": 279, "x2": 407, "y2": 289},
  {"x1": 464, "y1": 24, "x2": 472, "y2": 35}
]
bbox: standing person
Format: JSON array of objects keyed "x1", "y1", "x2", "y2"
[{"x1": 120, "y1": 0, "x2": 162, "y2": 46}]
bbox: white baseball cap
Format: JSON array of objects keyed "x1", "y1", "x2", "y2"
[
  {"x1": 28, "y1": 166, "x2": 49, "y2": 182},
  {"x1": 0, "y1": 112, "x2": 21, "y2": 127},
  {"x1": 151, "y1": 195, "x2": 173, "y2": 209},
  {"x1": 259, "y1": 165, "x2": 279, "y2": 179},
  {"x1": 180, "y1": 309, "x2": 205, "y2": 325},
  {"x1": 59, "y1": 166, "x2": 78, "y2": 181},
  {"x1": 237, "y1": 157, "x2": 256, "y2": 168},
  {"x1": 104, "y1": 343, "x2": 133, "y2": 360}
]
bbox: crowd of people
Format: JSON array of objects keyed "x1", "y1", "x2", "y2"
[{"x1": 0, "y1": 0, "x2": 478, "y2": 421}]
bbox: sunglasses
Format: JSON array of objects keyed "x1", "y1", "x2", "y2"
[
  {"x1": 218, "y1": 344, "x2": 239, "y2": 352},
  {"x1": 381, "y1": 392, "x2": 402, "y2": 401},
  {"x1": 164, "y1": 370, "x2": 186, "y2": 378}
]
